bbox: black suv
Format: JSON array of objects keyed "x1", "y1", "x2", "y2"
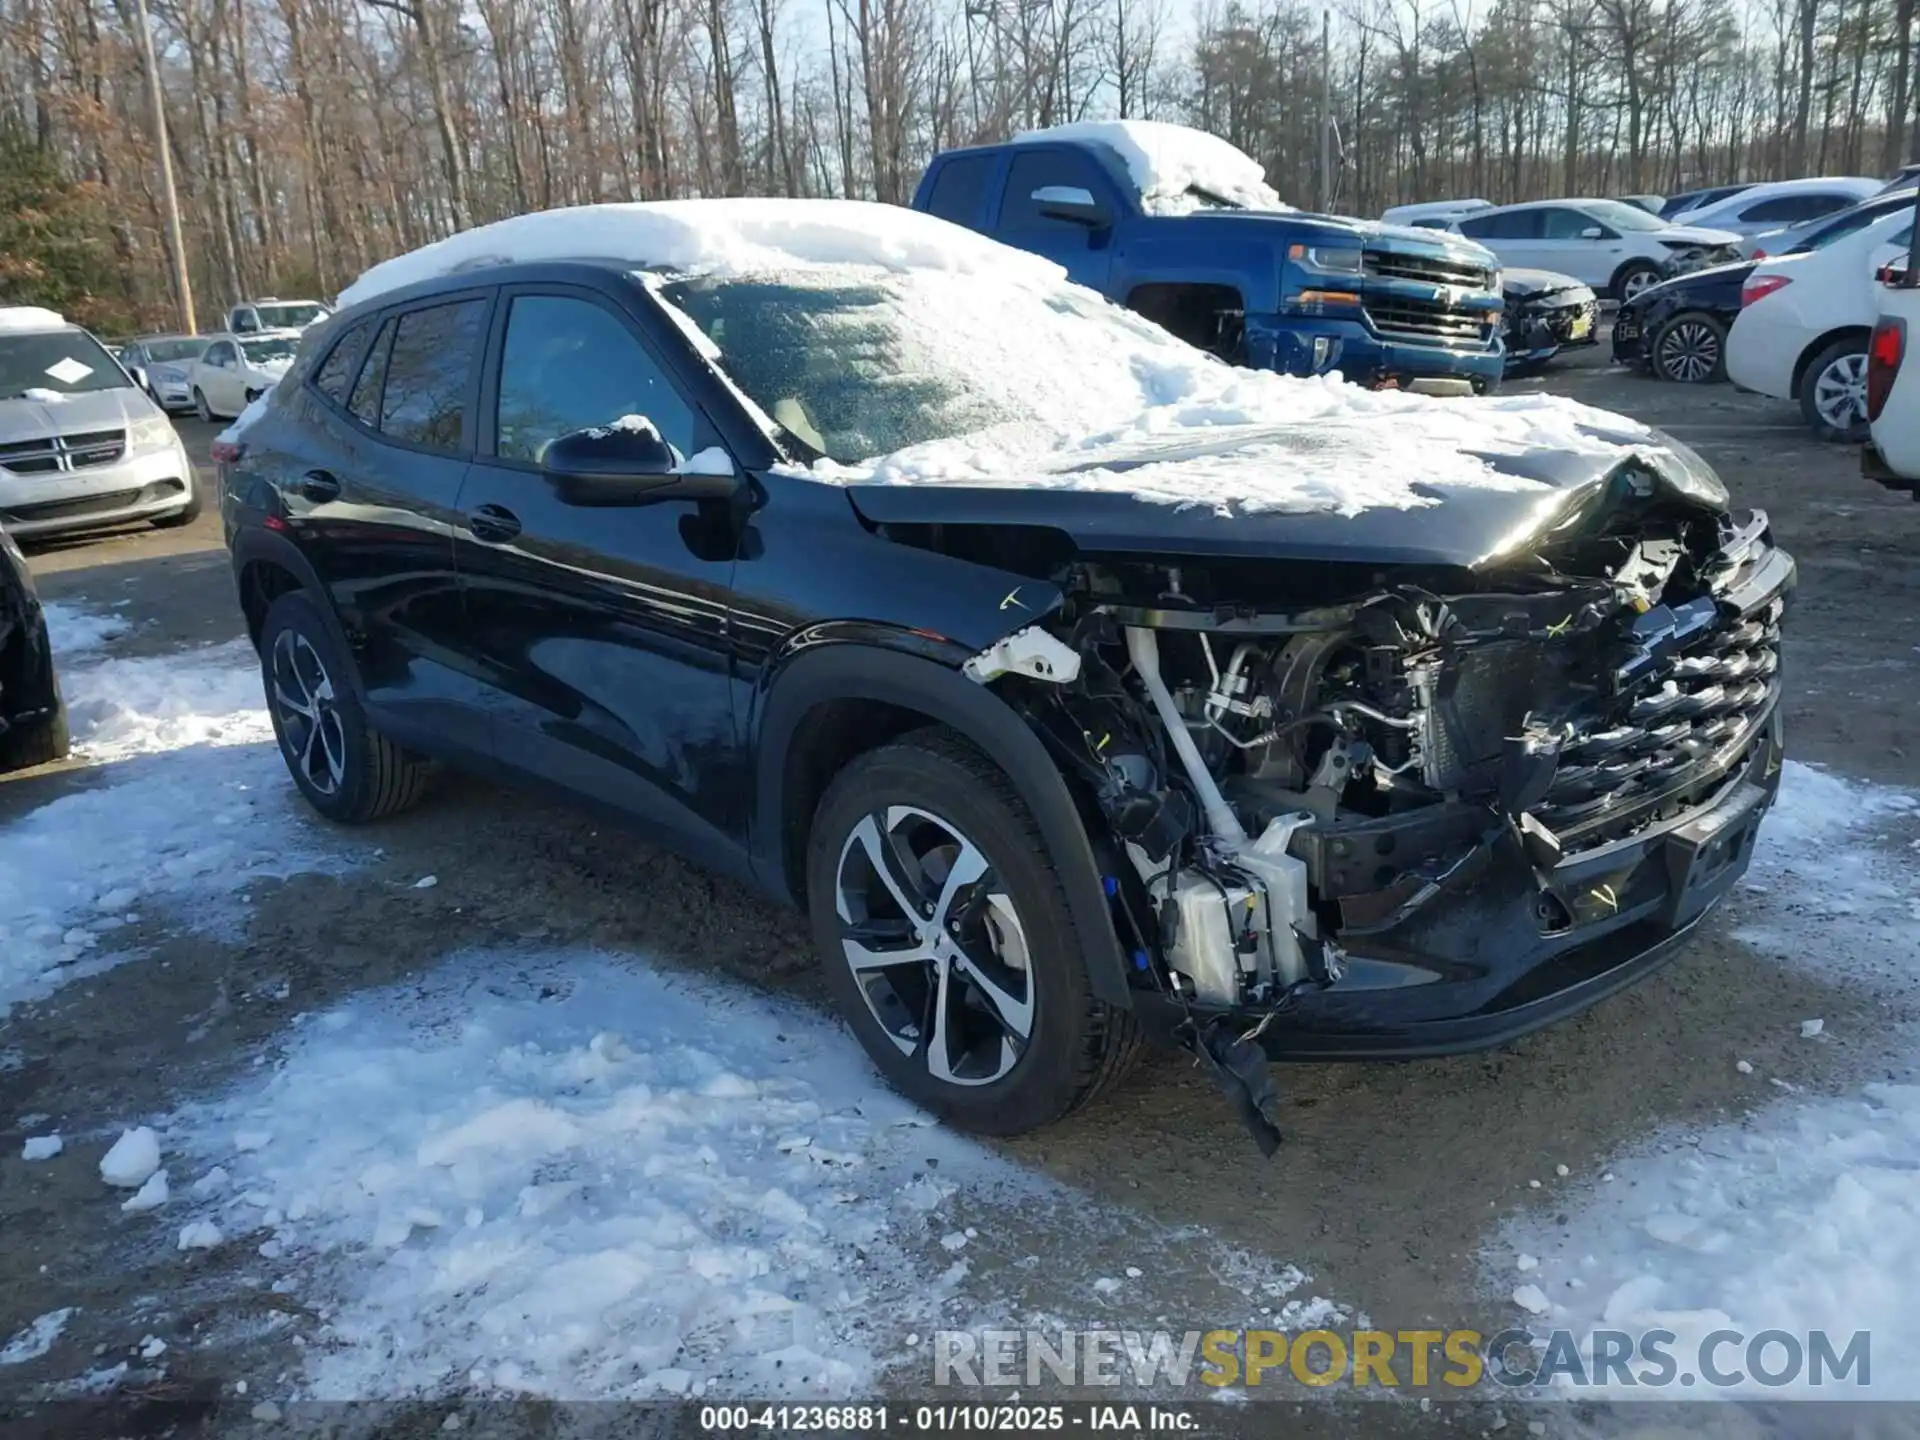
[
  {"x1": 219, "y1": 208, "x2": 1794, "y2": 1144},
  {"x1": 0, "y1": 522, "x2": 68, "y2": 773}
]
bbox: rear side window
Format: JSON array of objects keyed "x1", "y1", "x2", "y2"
[
  {"x1": 999, "y1": 150, "x2": 1108, "y2": 228},
  {"x1": 347, "y1": 318, "x2": 395, "y2": 427},
  {"x1": 378, "y1": 299, "x2": 487, "y2": 452},
  {"x1": 1460, "y1": 209, "x2": 1538, "y2": 240},
  {"x1": 1742, "y1": 193, "x2": 1847, "y2": 224},
  {"x1": 925, "y1": 156, "x2": 996, "y2": 227},
  {"x1": 313, "y1": 321, "x2": 371, "y2": 403}
]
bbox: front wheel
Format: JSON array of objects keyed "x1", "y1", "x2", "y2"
[
  {"x1": 1650, "y1": 312, "x2": 1728, "y2": 384},
  {"x1": 0, "y1": 706, "x2": 70, "y2": 774},
  {"x1": 806, "y1": 731, "x2": 1143, "y2": 1135},
  {"x1": 193, "y1": 388, "x2": 213, "y2": 423},
  {"x1": 1798, "y1": 338, "x2": 1870, "y2": 442},
  {"x1": 1614, "y1": 263, "x2": 1663, "y2": 302}
]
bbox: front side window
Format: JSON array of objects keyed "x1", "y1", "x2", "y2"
[
  {"x1": 0, "y1": 329, "x2": 132, "y2": 398},
  {"x1": 378, "y1": 299, "x2": 486, "y2": 452},
  {"x1": 999, "y1": 150, "x2": 1109, "y2": 230},
  {"x1": 204, "y1": 342, "x2": 234, "y2": 367},
  {"x1": 1542, "y1": 207, "x2": 1604, "y2": 240},
  {"x1": 494, "y1": 294, "x2": 696, "y2": 464}
]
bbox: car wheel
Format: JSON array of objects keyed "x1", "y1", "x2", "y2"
[
  {"x1": 0, "y1": 705, "x2": 70, "y2": 774},
  {"x1": 258, "y1": 591, "x2": 434, "y2": 823},
  {"x1": 1650, "y1": 312, "x2": 1727, "y2": 384},
  {"x1": 150, "y1": 481, "x2": 202, "y2": 529},
  {"x1": 1614, "y1": 263, "x2": 1663, "y2": 302},
  {"x1": 193, "y1": 388, "x2": 213, "y2": 423},
  {"x1": 806, "y1": 731, "x2": 1144, "y2": 1135},
  {"x1": 1798, "y1": 338, "x2": 1871, "y2": 442}
]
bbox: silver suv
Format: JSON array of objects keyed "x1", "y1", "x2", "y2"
[{"x1": 0, "y1": 309, "x2": 199, "y2": 538}]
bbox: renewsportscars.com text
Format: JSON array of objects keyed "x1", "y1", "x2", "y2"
[{"x1": 933, "y1": 1327, "x2": 1872, "y2": 1391}]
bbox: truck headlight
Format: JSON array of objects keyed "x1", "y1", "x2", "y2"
[
  {"x1": 1289, "y1": 242, "x2": 1365, "y2": 275},
  {"x1": 128, "y1": 414, "x2": 179, "y2": 455}
]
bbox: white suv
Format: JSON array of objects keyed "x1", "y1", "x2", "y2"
[
  {"x1": 1450, "y1": 199, "x2": 1742, "y2": 299},
  {"x1": 0, "y1": 307, "x2": 199, "y2": 537}
]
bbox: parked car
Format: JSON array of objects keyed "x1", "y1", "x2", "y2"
[
  {"x1": 1726, "y1": 207, "x2": 1916, "y2": 440},
  {"x1": 1615, "y1": 194, "x2": 1665, "y2": 214},
  {"x1": 1744, "y1": 187, "x2": 1918, "y2": 259},
  {"x1": 227, "y1": 298, "x2": 332, "y2": 334},
  {"x1": 914, "y1": 121, "x2": 1507, "y2": 394},
  {"x1": 1502, "y1": 268, "x2": 1599, "y2": 373},
  {"x1": 188, "y1": 331, "x2": 301, "y2": 420},
  {"x1": 1613, "y1": 262, "x2": 1752, "y2": 383},
  {"x1": 218, "y1": 199, "x2": 1793, "y2": 1142},
  {"x1": 1660, "y1": 183, "x2": 1758, "y2": 219},
  {"x1": 1448, "y1": 199, "x2": 1741, "y2": 299},
  {"x1": 1380, "y1": 199, "x2": 1493, "y2": 228},
  {"x1": 0, "y1": 306, "x2": 200, "y2": 537},
  {"x1": 1864, "y1": 247, "x2": 1920, "y2": 496},
  {"x1": 1674, "y1": 177, "x2": 1879, "y2": 246},
  {"x1": 118, "y1": 333, "x2": 210, "y2": 412},
  {"x1": 0, "y1": 519, "x2": 68, "y2": 772}
]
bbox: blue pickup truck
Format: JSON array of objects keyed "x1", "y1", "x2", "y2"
[{"x1": 911, "y1": 121, "x2": 1508, "y2": 393}]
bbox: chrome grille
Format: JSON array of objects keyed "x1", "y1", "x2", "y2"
[
  {"x1": 1363, "y1": 250, "x2": 1493, "y2": 290},
  {"x1": 1365, "y1": 301, "x2": 1491, "y2": 344},
  {"x1": 0, "y1": 428, "x2": 127, "y2": 474}
]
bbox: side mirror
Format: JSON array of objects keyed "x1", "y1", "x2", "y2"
[
  {"x1": 126, "y1": 364, "x2": 148, "y2": 390},
  {"x1": 1032, "y1": 185, "x2": 1108, "y2": 227},
  {"x1": 540, "y1": 420, "x2": 738, "y2": 505}
]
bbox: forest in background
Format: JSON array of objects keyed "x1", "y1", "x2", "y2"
[{"x1": 0, "y1": 0, "x2": 1915, "y2": 331}]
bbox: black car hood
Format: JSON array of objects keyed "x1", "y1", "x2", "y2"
[{"x1": 845, "y1": 425, "x2": 1728, "y2": 571}]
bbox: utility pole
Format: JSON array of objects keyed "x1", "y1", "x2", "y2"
[
  {"x1": 133, "y1": 0, "x2": 196, "y2": 335},
  {"x1": 1318, "y1": 10, "x2": 1333, "y2": 212}
]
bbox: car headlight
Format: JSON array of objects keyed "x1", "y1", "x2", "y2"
[
  {"x1": 128, "y1": 414, "x2": 178, "y2": 454},
  {"x1": 1289, "y1": 242, "x2": 1365, "y2": 275}
]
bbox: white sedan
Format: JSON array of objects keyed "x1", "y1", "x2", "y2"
[
  {"x1": 1449, "y1": 198, "x2": 1741, "y2": 299},
  {"x1": 187, "y1": 331, "x2": 300, "y2": 421},
  {"x1": 1726, "y1": 206, "x2": 1915, "y2": 440}
]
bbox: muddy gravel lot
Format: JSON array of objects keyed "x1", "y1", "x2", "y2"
[{"x1": 4, "y1": 353, "x2": 1920, "y2": 1440}]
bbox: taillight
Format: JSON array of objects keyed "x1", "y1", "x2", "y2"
[
  {"x1": 1867, "y1": 317, "x2": 1905, "y2": 423},
  {"x1": 1742, "y1": 273, "x2": 1793, "y2": 307},
  {"x1": 1751, "y1": 248, "x2": 1768, "y2": 260},
  {"x1": 209, "y1": 438, "x2": 243, "y2": 464}
]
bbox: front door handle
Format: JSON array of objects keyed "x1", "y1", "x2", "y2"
[
  {"x1": 298, "y1": 469, "x2": 340, "y2": 503},
  {"x1": 466, "y1": 503, "x2": 522, "y2": 543}
]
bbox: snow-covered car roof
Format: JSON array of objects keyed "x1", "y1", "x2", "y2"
[
  {"x1": 0, "y1": 307, "x2": 71, "y2": 336},
  {"x1": 338, "y1": 199, "x2": 1062, "y2": 310},
  {"x1": 1008, "y1": 120, "x2": 1292, "y2": 216}
]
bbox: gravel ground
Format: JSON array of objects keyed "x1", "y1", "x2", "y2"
[{"x1": 3, "y1": 353, "x2": 1918, "y2": 1438}]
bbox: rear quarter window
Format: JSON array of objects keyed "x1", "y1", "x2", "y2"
[{"x1": 924, "y1": 155, "x2": 997, "y2": 228}]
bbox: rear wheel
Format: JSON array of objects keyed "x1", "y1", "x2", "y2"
[
  {"x1": 806, "y1": 731, "x2": 1143, "y2": 1135},
  {"x1": 1650, "y1": 312, "x2": 1727, "y2": 384},
  {"x1": 1798, "y1": 338, "x2": 1870, "y2": 442},
  {"x1": 258, "y1": 591, "x2": 433, "y2": 823}
]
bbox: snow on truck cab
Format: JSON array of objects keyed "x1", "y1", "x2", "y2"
[
  {"x1": 913, "y1": 121, "x2": 1509, "y2": 396},
  {"x1": 218, "y1": 199, "x2": 1792, "y2": 1150}
]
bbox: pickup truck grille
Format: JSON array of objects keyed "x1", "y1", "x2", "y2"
[
  {"x1": 1534, "y1": 595, "x2": 1784, "y2": 845},
  {"x1": 0, "y1": 428, "x2": 128, "y2": 475},
  {"x1": 1365, "y1": 300, "x2": 1491, "y2": 345},
  {"x1": 1363, "y1": 250, "x2": 1493, "y2": 290}
]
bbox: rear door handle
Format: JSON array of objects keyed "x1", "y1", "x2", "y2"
[
  {"x1": 466, "y1": 503, "x2": 522, "y2": 543},
  {"x1": 298, "y1": 469, "x2": 340, "y2": 503}
]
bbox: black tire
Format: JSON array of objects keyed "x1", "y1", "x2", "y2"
[
  {"x1": 151, "y1": 480, "x2": 203, "y2": 529},
  {"x1": 806, "y1": 730, "x2": 1144, "y2": 1135},
  {"x1": 0, "y1": 705, "x2": 70, "y2": 774},
  {"x1": 1797, "y1": 337, "x2": 1871, "y2": 442},
  {"x1": 258, "y1": 590, "x2": 433, "y2": 823},
  {"x1": 193, "y1": 388, "x2": 213, "y2": 423},
  {"x1": 1649, "y1": 311, "x2": 1728, "y2": 384},
  {"x1": 1613, "y1": 262, "x2": 1663, "y2": 303}
]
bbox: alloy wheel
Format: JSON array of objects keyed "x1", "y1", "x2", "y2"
[
  {"x1": 833, "y1": 805, "x2": 1034, "y2": 1087},
  {"x1": 1812, "y1": 352, "x2": 1867, "y2": 430},
  {"x1": 269, "y1": 628, "x2": 347, "y2": 795},
  {"x1": 1621, "y1": 269, "x2": 1660, "y2": 301},
  {"x1": 1656, "y1": 320, "x2": 1720, "y2": 382}
]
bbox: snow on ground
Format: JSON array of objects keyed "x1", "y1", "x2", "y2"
[
  {"x1": 164, "y1": 950, "x2": 1340, "y2": 1402},
  {"x1": 0, "y1": 611, "x2": 347, "y2": 1013},
  {"x1": 0, "y1": 1308, "x2": 75, "y2": 1365},
  {"x1": 38, "y1": 600, "x2": 130, "y2": 656},
  {"x1": 1495, "y1": 760, "x2": 1920, "y2": 1401}
]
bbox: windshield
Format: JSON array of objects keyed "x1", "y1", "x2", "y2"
[
  {"x1": 143, "y1": 337, "x2": 207, "y2": 363},
  {"x1": 0, "y1": 329, "x2": 131, "y2": 400},
  {"x1": 1585, "y1": 200, "x2": 1671, "y2": 233},
  {"x1": 241, "y1": 336, "x2": 299, "y2": 364},
  {"x1": 255, "y1": 303, "x2": 326, "y2": 329},
  {"x1": 656, "y1": 268, "x2": 1212, "y2": 464}
]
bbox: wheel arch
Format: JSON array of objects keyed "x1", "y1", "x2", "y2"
[
  {"x1": 1609, "y1": 255, "x2": 1665, "y2": 299},
  {"x1": 229, "y1": 528, "x2": 364, "y2": 697},
  {"x1": 753, "y1": 641, "x2": 1134, "y2": 1007},
  {"x1": 1790, "y1": 325, "x2": 1873, "y2": 398}
]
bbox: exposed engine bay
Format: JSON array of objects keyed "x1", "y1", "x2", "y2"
[{"x1": 970, "y1": 504, "x2": 1790, "y2": 1035}]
